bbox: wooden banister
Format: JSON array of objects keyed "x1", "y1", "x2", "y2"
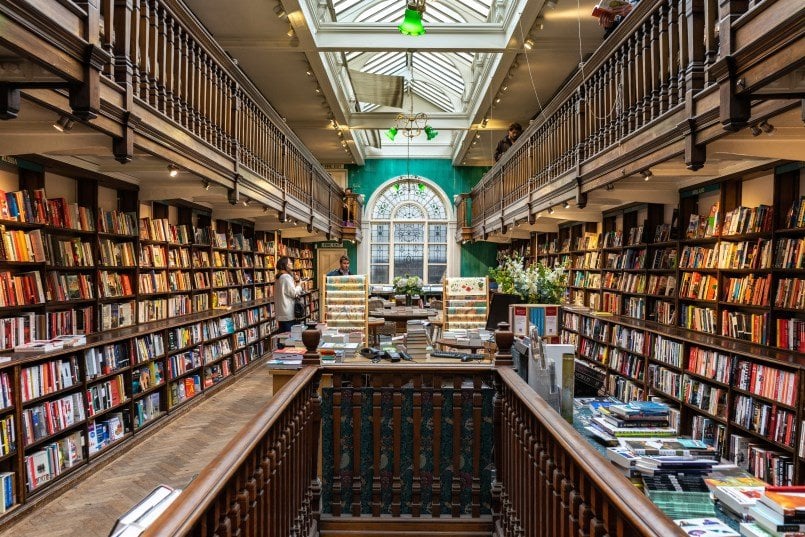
[
  {"x1": 141, "y1": 366, "x2": 320, "y2": 536},
  {"x1": 495, "y1": 367, "x2": 684, "y2": 536}
]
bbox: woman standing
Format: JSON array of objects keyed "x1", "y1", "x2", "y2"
[{"x1": 275, "y1": 256, "x2": 302, "y2": 333}]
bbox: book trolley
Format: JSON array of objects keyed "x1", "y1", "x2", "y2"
[{"x1": 443, "y1": 277, "x2": 489, "y2": 330}]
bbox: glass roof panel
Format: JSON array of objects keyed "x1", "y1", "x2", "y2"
[{"x1": 332, "y1": 0, "x2": 492, "y2": 23}]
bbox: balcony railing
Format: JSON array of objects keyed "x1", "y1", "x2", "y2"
[
  {"x1": 2, "y1": 0, "x2": 347, "y2": 234},
  {"x1": 143, "y1": 361, "x2": 685, "y2": 536},
  {"x1": 468, "y1": 0, "x2": 801, "y2": 235}
]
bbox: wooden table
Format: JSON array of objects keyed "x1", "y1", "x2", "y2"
[
  {"x1": 369, "y1": 308, "x2": 438, "y2": 333},
  {"x1": 435, "y1": 338, "x2": 489, "y2": 354}
]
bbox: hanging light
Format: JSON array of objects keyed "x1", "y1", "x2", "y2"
[
  {"x1": 385, "y1": 127, "x2": 398, "y2": 141},
  {"x1": 424, "y1": 125, "x2": 438, "y2": 140},
  {"x1": 398, "y1": 0, "x2": 426, "y2": 36}
]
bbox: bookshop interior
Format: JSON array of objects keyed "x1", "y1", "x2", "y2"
[{"x1": 0, "y1": 0, "x2": 802, "y2": 536}]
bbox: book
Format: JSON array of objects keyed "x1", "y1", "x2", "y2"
[
  {"x1": 750, "y1": 502, "x2": 805, "y2": 536},
  {"x1": 712, "y1": 486, "x2": 764, "y2": 516},
  {"x1": 673, "y1": 517, "x2": 739, "y2": 536},
  {"x1": 760, "y1": 489, "x2": 805, "y2": 520}
]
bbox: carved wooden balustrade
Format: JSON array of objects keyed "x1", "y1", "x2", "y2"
[
  {"x1": 469, "y1": 0, "x2": 802, "y2": 235},
  {"x1": 0, "y1": 0, "x2": 346, "y2": 234},
  {"x1": 141, "y1": 367, "x2": 321, "y2": 537},
  {"x1": 143, "y1": 363, "x2": 689, "y2": 536}
]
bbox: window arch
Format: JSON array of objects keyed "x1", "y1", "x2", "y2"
[{"x1": 368, "y1": 179, "x2": 449, "y2": 285}]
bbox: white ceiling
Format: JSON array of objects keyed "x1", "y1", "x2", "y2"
[{"x1": 186, "y1": 0, "x2": 604, "y2": 166}]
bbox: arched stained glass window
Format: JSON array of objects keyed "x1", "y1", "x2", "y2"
[{"x1": 369, "y1": 179, "x2": 448, "y2": 285}]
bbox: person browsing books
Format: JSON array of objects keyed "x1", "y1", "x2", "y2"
[
  {"x1": 275, "y1": 256, "x2": 302, "y2": 333},
  {"x1": 326, "y1": 255, "x2": 351, "y2": 277}
]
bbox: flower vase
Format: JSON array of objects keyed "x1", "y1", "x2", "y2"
[{"x1": 405, "y1": 295, "x2": 412, "y2": 306}]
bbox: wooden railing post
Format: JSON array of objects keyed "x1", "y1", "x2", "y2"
[
  {"x1": 71, "y1": 0, "x2": 106, "y2": 120},
  {"x1": 713, "y1": 0, "x2": 751, "y2": 131},
  {"x1": 494, "y1": 321, "x2": 514, "y2": 367},
  {"x1": 681, "y1": 0, "x2": 707, "y2": 169},
  {"x1": 112, "y1": 0, "x2": 136, "y2": 162}
]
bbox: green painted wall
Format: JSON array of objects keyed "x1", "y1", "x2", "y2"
[{"x1": 344, "y1": 159, "x2": 496, "y2": 277}]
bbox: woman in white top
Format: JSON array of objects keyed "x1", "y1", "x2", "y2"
[{"x1": 274, "y1": 256, "x2": 302, "y2": 333}]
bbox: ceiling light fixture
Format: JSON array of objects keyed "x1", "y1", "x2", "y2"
[
  {"x1": 750, "y1": 124, "x2": 762, "y2": 136},
  {"x1": 545, "y1": 0, "x2": 558, "y2": 8},
  {"x1": 330, "y1": 119, "x2": 337, "y2": 129},
  {"x1": 641, "y1": 170, "x2": 653, "y2": 181},
  {"x1": 53, "y1": 115, "x2": 75, "y2": 132},
  {"x1": 605, "y1": 182, "x2": 615, "y2": 191},
  {"x1": 263, "y1": 206, "x2": 269, "y2": 214},
  {"x1": 273, "y1": 3, "x2": 286, "y2": 18},
  {"x1": 481, "y1": 117, "x2": 489, "y2": 128},
  {"x1": 398, "y1": 0, "x2": 426, "y2": 36},
  {"x1": 564, "y1": 200, "x2": 571, "y2": 209},
  {"x1": 202, "y1": 179, "x2": 211, "y2": 191},
  {"x1": 758, "y1": 120, "x2": 775, "y2": 134},
  {"x1": 524, "y1": 38, "x2": 536, "y2": 51},
  {"x1": 286, "y1": 26, "x2": 295, "y2": 38},
  {"x1": 167, "y1": 164, "x2": 179, "y2": 178},
  {"x1": 548, "y1": 207, "x2": 555, "y2": 215}
]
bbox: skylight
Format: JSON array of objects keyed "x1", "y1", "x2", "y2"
[{"x1": 332, "y1": 0, "x2": 493, "y2": 23}]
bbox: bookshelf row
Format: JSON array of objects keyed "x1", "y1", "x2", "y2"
[
  {"x1": 562, "y1": 306, "x2": 805, "y2": 486},
  {"x1": 0, "y1": 299, "x2": 280, "y2": 517},
  {"x1": 534, "y1": 166, "x2": 805, "y2": 355}
]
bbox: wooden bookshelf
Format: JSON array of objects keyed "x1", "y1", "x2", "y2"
[
  {"x1": 557, "y1": 163, "x2": 805, "y2": 486},
  {"x1": 0, "y1": 164, "x2": 296, "y2": 518}
]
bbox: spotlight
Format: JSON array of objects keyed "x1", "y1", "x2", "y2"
[
  {"x1": 53, "y1": 115, "x2": 75, "y2": 132},
  {"x1": 305, "y1": 69, "x2": 313, "y2": 76},
  {"x1": 750, "y1": 124, "x2": 762, "y2": 136},
  {"x1": 273, "y1": 3, "x2": 286, "y2": 18},
  {"x1": 759, "y1": 120, "x2": 775, "y2": 134},
  {"x1": 495, "y1": 96, "x2": 502, "y2": 104},
  {"x1": 605, "y1": 182, "x2": 615, "y2": 191},
  {"x1": 286, "y1": 26, "x2": 295, "y2": 38},
  {"x1": 524, "y1": 38, "x2": 536, "y2": 51},
  {"x1": 330, "y1": 119, "x2": 337, "y2": 129},
  {"x1": 167, "y1": 164, "x2": 179, "y2": 177},
  {"x1": 548, "y1": 207, "x2": 554, "y2": 215},
  {"x1": 481, "y1": 117, "x2": 488, "y2": 128},
  {"x1": 293, "y1": 219, "x2": 298, "y2": 226},
  {"x1": 641, "y1": 170, "x2": 653, "y2": 181},
  {"x1": 263, "y1": 206, "x2": 269, "y2": 214},
  {"x1": 545, "y1": 0, "x2": 558, "y2": 8},
  {"x1": 314, "y1": 86, "x2": 321, "y2": 94},
  {"x1": 563, "y1": 200, "x2": 571, "y2": 209},
  {"x1": 475, "y1": 133, "x2": 481, "y2": 139},
  {"x1": 242, "y1": 197, "x2": 250, "y2": 207},
  {"x1": 202, "y1": 179, "x2": 211, "y2": 191}
]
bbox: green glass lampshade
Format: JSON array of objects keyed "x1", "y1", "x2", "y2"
[
  {"x1": 424, "y1": 125, "x2": 438, "y2": 140},
  {"x1": 398, "y1": 8, "x2": 426, "y2": 36},
  {"x1": 385, "y1": 127, "x2": 398, "y2": 141}
]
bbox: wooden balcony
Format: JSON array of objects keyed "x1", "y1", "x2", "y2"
[
  {"x1": 0, "y1": 0, "x2": 347, "y2": 234},
  {"x1": 466, "y1": 0, "x2": 804, "y2": 235},
  {"x1": 141, "y1": 363, "x2": 685, "y2": 536}
]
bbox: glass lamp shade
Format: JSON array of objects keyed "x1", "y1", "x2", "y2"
[
  {"x1": 398, "y1": 8, "x2": 426, "y2": 36},
  {"x1": 424, "y1": 125, "x2": 438, "y2": 140},
  {"x1": 385, "y1": 127, "x2": 398, "y2": 141}
]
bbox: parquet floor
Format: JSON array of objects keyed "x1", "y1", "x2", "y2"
[{"x1": 1, "y1": 364, "x2": 275, "y2": 537}]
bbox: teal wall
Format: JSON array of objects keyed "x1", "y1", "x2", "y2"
[{"x1": 344, "y1": 159, "x2": 497, "y2": 277}]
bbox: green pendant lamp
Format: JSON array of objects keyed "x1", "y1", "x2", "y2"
[
  {"x1": 424, "y1": 125, "x2": 438, "y2": 140},
  {"x1": 398, "y1": 2, "x2": 426, "y2": 36},
  {"x1": 385, "y1": 127, "x2": 398, "y2": 141}
]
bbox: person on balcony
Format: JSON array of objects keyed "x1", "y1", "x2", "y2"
[
  {"x1": 598, "y1": 0, "x2": 638, "y2": 37},
  {"x1": 494, "y1": 123, "x2": 523, "y2": 162},
  {"x1": 326, "y1": 256, "x2": 352, "y2": 277}
]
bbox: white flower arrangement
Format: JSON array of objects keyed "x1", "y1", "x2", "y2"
[{"x1": 489, "y1": 253, "x2": 567, "y2": 304}]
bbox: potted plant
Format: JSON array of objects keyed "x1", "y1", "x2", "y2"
[
  {"x1": 488, "y1": 252, "x2": 567, "y2": 304},
  {"x1": 392, "y1": 274, "x2": 424, "y2": 306}
]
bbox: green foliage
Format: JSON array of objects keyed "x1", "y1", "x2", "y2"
[{"x1": 488, "y1": 252, "x2": 567, "y2": 304}]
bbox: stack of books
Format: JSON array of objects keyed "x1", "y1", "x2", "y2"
[
  {"x1": 642, "y1": 474, "x2": 717, "y2": 520},
  {"x1": 404, "y1": 320, "x2": 429, "y2": 360},
  {"x1": 586, "y1": 400, "x2": 676, "y2": 444},
  {"x1": 741, "y1": 487, "x2": 805, "y2": 537},
  {"x1": 674, "y1": 517, "x2": 739, "y2": 536}
]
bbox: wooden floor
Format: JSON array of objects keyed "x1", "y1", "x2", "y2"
[{"x1": 1, "y1": 364, "x2": 275, "y2": 537}]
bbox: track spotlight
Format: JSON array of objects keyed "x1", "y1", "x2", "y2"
[
  {"x1": 545, "y1": 0, "x2": 558, "y2": 8},
  {"x1": 481, "y1": 117, "x2": 488, "y2": 128},
  {"x1": 523, "y1": 38, "x2": 536, "y2": 50},
  {"x1": 548, "y1": 207, "x2": 555, "y2": 215},
  {"x1": 202, "y1": 179, "x2": 211, "y2": 191},
  {"x1": 759, "y1": 120, "x2": 775, "y2": 134},
  {"x1": 563, "y1": 200, "x2": 571, "y2": 209},
  {"x1": 641, "y1": 170, "x2": 653, "y2": 181},
  {"x1": 242, "y1": 197, "x2": 250, "y2": 207},
  {"x1": 605, "y1": 182, "x2": 615, "y2": 191},
  {"x1": 750, "y1": 124, "x2": 762, "y2": 136},
  {"x1": 53, "y1": 115, "x2": 75, "y2": 132},
  {"x1": 273, "y1": 3, "x2": 286, "y2": 18},
  {"x1": 263, "y1": 206, "x2": 269, "y2": 214},
  {"x1": 167, "y1": 164, "x2": 179, "y2": 177}
]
